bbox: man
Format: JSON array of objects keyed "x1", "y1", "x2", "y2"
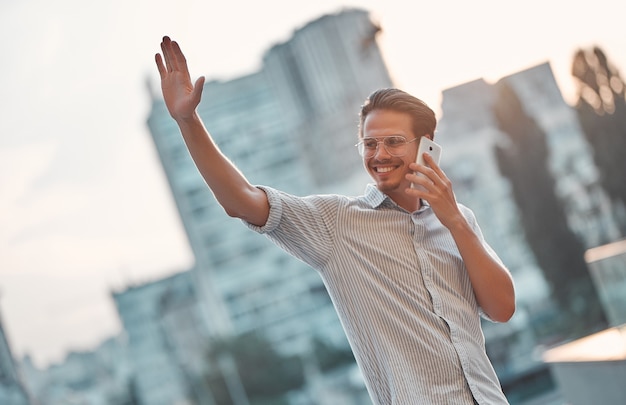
[{"x1": 155, "y1": 36, "x2": 515, "y2": 405}]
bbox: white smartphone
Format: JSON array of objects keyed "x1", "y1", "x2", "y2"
[{"x1": 411, "y1": 137, "x2": 442, "y2": 190}]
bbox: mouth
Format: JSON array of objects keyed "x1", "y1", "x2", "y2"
[{"x1": 373, "y1": 165, "x2": 399, "y2": 174}]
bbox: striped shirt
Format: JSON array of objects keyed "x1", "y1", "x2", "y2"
[{"x1": 245, "y1": 184, "x2": 509, "y2": 405}]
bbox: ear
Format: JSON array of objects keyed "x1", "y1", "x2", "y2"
[{"x1": 424, "y1": 134, "x2": 433, "y2": 141}]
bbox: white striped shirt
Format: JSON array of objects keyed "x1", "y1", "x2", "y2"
[{"x1": 245, "y1": 184, "x2": 509, "y2": 405}]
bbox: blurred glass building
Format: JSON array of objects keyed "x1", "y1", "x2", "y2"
[
  {"x1": 147, "y1": 8, "x2": 392, "y2": 358},
  {"x1": 437, "y1": 62, "x2": 620, "y2": 403},
  {"x1": 0, "y1": 305, "x2": 31, "y2": 405},
  {"x1": 586, "y1": 239, "x2": 626, "y2": 327},
  {"x1": 145, "y1": 7, "x2": 621, "y2": 405},
  {"x1": 112, "y1": 271, "x2": 207, "y2": 405}
]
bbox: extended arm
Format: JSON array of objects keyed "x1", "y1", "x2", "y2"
[
  {"x1": 155, "y1": 37, "x2": 269, "y2": 226},
  {"x1": 407, "y1": 154, "x2": 516, "y2": 322}
]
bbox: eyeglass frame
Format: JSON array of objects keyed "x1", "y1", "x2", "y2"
[{"x1": 355, "y1": 135, "x2": 419, "y2": 158}]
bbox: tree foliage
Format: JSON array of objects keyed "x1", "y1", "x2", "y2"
[
  {"x1": 311, "y1": 337, "x2": 355, "y2": 372},
  {"x1": 205, "y1": 332, "x2": 304, "y2": 404},
  {"x1": 492, "y1": 81, "x2": 606, "y2": 336},
  {"x1": 572, "y1": 46, "x2": 626, "y2": 233}
]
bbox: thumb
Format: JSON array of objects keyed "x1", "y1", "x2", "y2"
[{"x1": 192, "y1": 76, "x2": 205, "y2": 104}]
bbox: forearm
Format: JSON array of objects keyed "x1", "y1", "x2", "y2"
[
  {"x1": 448, "y1": 218, "x2": 515, "y2": 322},
  {"x1": 176, "y1": 113, "x2": 269, "y2": 226}
]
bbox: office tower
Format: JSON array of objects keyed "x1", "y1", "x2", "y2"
[
  {"x1": 263, "y1": 8, "x2": 391, "y2": 187},
  {"x1": 503, "y1": 63, "x2": 621, "y2": 248},
  {"x1": 438, "y1": 62, "x2": 618, "y2": 302},
  {"x1": 112, "y1": 271, "x2": 207, "y2": 405},
  {"x1": 0, "y1": 305, "x2": 31, "y2": 405},
  {"x1": 19, "y1": 338, "x2": 132, "y2": 405},
  {"x1": 585, "y1": 239, "x2": 626, "y2": 327},
  {"x1": 437, "y1": 78, "x2": 550, "y2": 386},
  {"x1": 438, "y1": 78, "x2": 548, "y2": 305},
  {"x1": 147, "y1": 8, "x2": 393, "y2": 359},
  {"x1": 436, "y1": 62, "x2": 618, "y2": 390}
]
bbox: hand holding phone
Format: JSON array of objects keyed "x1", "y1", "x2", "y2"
[{"x1": 411, "y1": 137, "x2": 442, "y2": 191}]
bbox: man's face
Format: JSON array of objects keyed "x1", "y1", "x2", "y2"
[{"x1": 361, "y1": 109, "x2": 420, "y2": 199}]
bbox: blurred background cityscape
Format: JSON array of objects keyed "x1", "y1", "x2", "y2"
[{"x1": 2, "y1": 2, "x2": 626, "y2": 405}]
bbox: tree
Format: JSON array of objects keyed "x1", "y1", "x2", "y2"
[
  {"x1": 205, "y1": 332, "x2": 305, "y2": 405},
  {"x1": 572, "y1": 46, "x2": 626, "y2": 234},
  {"x1": 492, "y1": 81, "x2": 606, "y2": 337},
  {"x1": 311, "y1": 337, "x2": 355, "y2": 372}
]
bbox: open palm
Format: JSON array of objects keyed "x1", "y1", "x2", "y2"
[{"x1": 155, "y1": 36, "x2": 205, "y2": 121}]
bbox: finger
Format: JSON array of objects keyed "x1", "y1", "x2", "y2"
[
  {"x1": 420, "y1": 155, "x2": 455, "y2": 202},
  {"x1": 422, "y1": 153, "x2": 440, "y2": 169},
  {"x1": 422, "y1": 154, "x2": 447, "y2": 182},
  {"x1": 406, "y1": 172, "x2": 433, "y2": 191},
  {"x1": 411, "y1": 161, "x2": 435, "y2": 179},
  {"x1": 424, "y1": 153, "x2": 447, "y2": 175},
  {"x1": 160, "y1": 37, "x2": 170, "y2": 73},
  {"x1": 405, "y1": 177, "x2": 430, "y2": 197},
  {"x1": 155, "y1": 53, "x2": 166, "y2": 79},
  {"x1": 160, "y1": 36, "x2": 176, "y2": 73},
  {"x1": 171, "y1": 41, "x2": 189, "y2": 77}
]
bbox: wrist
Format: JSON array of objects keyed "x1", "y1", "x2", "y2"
[
  {"x1": 175, "y1": 111, "x2": 202, "y2": 128},
  {"x1": 445, "y1": 215, "x2": 472, "y2": 235}
]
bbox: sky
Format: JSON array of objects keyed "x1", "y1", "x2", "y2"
[{"x1": 1, "y1": 0, "x2": 625, "y2": 369}]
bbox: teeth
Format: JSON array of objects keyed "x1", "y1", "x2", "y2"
[{"x1": 377, "y1": 167, "x2": 393, "y2": 173}]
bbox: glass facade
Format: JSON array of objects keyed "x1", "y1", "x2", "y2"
[{"x1": 147, "y1": 9, "x2": 393, "y2": 358}]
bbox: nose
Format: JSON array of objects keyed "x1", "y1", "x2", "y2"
[{"x1": 372, "y1": 141, "x2": 391, "y2": 159}]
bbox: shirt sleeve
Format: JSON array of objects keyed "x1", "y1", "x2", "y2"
[
  {"x1": 243, "y1": 186, "x2": 339, "y2": 270},
  {"x1": 460, "y1": 204, "x2": 505, "y2": 267},
  {"x1": 460, "y1": 204, "x2": 508, "y2": 322}
]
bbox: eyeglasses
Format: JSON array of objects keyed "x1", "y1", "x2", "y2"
[{"x1": 355, "y1": 136, "x2": 418, "y2": 158}]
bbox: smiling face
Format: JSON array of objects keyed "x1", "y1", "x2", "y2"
[{"x1": 361, "y1": 109, "x2": 422, "y2": 202}]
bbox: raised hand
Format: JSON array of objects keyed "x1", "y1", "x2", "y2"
[
  {"x1": 155, "y1": 36, "x2": 206, "y2": 122},
  {"x1": 406, "y1": 153, "x2": 463, "y2": 230}
]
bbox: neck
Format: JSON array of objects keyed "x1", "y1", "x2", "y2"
[{"x1": 388, "y1": 193, "x2": 422, "y2": 213}]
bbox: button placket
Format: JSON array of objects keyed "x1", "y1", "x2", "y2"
[{"x1": 411, "y1": 213, "x2": 442, "y2": 314}]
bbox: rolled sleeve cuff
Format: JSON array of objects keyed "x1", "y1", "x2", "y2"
[{"x1": 242, "y1": 186, "x2": 283, "y2": 234}]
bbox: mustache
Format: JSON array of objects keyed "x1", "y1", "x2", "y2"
[{"x1": 370, "y1": 158, "x2": 395, "y2": 165}]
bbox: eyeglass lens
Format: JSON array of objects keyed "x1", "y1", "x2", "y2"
[{"x1": 358, "y1": 136, "x2": 411, "y2": 157}]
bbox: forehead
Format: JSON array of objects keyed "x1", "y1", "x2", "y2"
[{"x1": 363, "y1": 109, "x2": 414, "y2": 138}]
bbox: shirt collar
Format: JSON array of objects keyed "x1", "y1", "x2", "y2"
[
  {"x1": 362, "y1": 184, "x2": 387, "y2": 208},
  {"x1": 362, "y1": 183, "x2": 430, "y2": 212}
]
